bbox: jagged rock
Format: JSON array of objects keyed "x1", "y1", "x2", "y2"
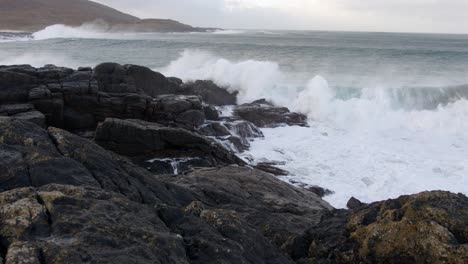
[
  {"x1": 197, "y1": 120, "x2": 263, "y2": 152},
  {"x1": 197, "y1": 122, "x2": 231, "y2": 137},
  {"x1": 346, "y1": 196, "x2": 365, "y2": 209},
  {"x1": 0, "y1": 104, "x2": 46, "y2": 127},
  {"x1": 95, "y1": 118, "x2": 245, "y2": 167},
  {"x1": 306, "y1": 186, "x2": 334, "y2": 198},
  {"x1": 179, "y1": 80, "x2": 237, "y2": 106},
  {"x1": 224, "y1": 120, "x2": 264, "y2": 139},
  {"x1": 151, "y1": 94, "x2": 205, "y2": 129},
  {"x1": 235, "y1": 99, "x2": 308, "y2": 128},
  {"x1": 295, "y1": 191, "x2": 468, "y2": 264},
  {"x1": 0, "y1": 70, "x2": 37, "y2": 103},
  {"x1": 0, "y1": 185, "x2": 187, "y2": 264},
  {"x1": 94, "y1": 63, "x2": 170, "y2": 97},
  {"x1": 255, "y1": 162, "x2": 289, "y2": 176},
  {"x1": 203, "y1": 105, "x2": 220, "y2": 120}
]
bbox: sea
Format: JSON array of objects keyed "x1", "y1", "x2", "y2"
[{"x1": 1, "y1": 24, "x2": 468, "y2": 208}]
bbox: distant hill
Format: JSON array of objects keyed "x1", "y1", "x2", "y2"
[{"x1": 0, "y1": 0, "x2": 207, "y2": 32}]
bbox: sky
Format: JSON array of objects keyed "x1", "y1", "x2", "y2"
[{"x1": 93, "y1": 0, "x2": 468, "y2": 34}]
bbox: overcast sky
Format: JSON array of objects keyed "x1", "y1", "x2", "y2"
[{"x1": 93, "y1": 0, "x2": 468, "y2": 34}]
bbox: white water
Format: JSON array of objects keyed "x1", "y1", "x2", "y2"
[
  {"x1": 162, "y1": 50, "x2": 468, "y2": 208},
  {"x1": 2, "y1": 27, "x2": 467, "y2": 208}
]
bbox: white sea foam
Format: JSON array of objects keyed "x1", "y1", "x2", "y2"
[
  {"x1": 162, "y1": 50, "x2": 468, "y2": 207},
  {"x1": 32, "y1": 24, "x2": 114, "y2": 40},
  {"x1": 0, "y1": 51, "x2": 81, "y2": 68},
  {"x1": 211, "y1": 29, "x2": 246, "y2": 34}
]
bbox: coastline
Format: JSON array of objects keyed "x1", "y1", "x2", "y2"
[{"x1": 0, "y1": 62, "x2": 466, "y2": 263}]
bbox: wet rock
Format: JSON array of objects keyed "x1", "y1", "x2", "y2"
[
  {"x1": 235, "y1": 99, "x2": 307, "y2": 128},
  {"x1": 299, "y1": 191, "x2": 468, "y2": 264},
  {"x1": 0, "y1": 185, "x2": 187, "y2": 264},
  {"x1": 95, "y1": 118, "x2": 245, "y2": 166},
  {"x1": 179, "y1": 80, "x2": 237, "y2": 106},
  {"x1": 0, "y1": 104, "x2": 46, "y2": 127},
  {"x1": 164, "y1": 166, "x2": 333, "y2": 247},
  {"x1": 151, "y1": 94, "x2": 205, "y2": 129},
  {"x1": 0, "y1": 70, "x2": 37, "y2": 103},
  {"x1": 346, "y1": 196, "x2": 365, "y2": 209},
  {"x1": 203, "y1": 105, "x2": 220, "y2": 120},
  {"x1": 255, "y1": 162, "x2": 289, "y2": 176},
  {"x1": 306, "y1": 186, "x2": 334, "y2": 198},
  {"x1": 94, "y1": 63, "x2": 170, "y2": 97}
]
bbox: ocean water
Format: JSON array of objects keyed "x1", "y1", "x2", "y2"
[{"x1": 1, "y1": 25, "x2": 468, "y2": 208}]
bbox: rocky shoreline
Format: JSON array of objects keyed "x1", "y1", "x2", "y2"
[{"x1": 0, "y1": 63, "x2": 466, "y2": 263}]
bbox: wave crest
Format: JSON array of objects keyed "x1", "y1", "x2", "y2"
[{"x1": 161, "y1": 49, "x2": 468, "y2": 132}]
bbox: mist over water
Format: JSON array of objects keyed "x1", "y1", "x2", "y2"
[{"x1": 1, "y1": 26, "x2": 468, "y2": 207}]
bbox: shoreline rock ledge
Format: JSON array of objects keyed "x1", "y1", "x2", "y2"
[{"x1": 0, "y1": 63, "x2": 466, "y2": 263}]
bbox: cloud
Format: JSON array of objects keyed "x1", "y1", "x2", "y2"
[{"x1": 92, "y1": 0, "x2": 468, "y2": 33}]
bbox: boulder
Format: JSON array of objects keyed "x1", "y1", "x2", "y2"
[
  {"x1": 94, "y1": 118, "x2": 245, "y2": 166},
  {"x1": 94, "y1": 63, "x2": 170, "y2": 97},
  {"x1": 179, "y1": 80, "x2": 237, "y2": 106},
  {"x1": 293, "y1": 191, "x2": 468, "y2": 264},
  {"x1": 235, "y1": 99, "x2": 308, "y2": 128},
  {"x1": 0, "y1": 185, "x2": 187, "y2": 264},
  {"x1": 0, "y1": 104, "x2": 46, "y2": 127}
]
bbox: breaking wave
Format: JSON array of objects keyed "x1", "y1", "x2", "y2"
[{"x1": 161, "y1": 49, "x2": 468, "y2": 132}]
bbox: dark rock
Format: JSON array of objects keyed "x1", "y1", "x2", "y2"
[
  {"x1": 0, "y1": 185, "x2": 187, "y2": 264},
  {"x1": 77, "y1": 66, "x2": 93, "y2": 72},
  {"x1": 224, "y1": 120, "x2": 264, "y2": 139},
  {"x1": 306, "y1": 186, "x2": 334, "y2": 198},
  {"x1": 95, "y1": 118, "x2": 245, "y2": 166},
  {"x1": 0, "y1": 103, "x2": 34, "y2": 115},
  {"x1": 197, "y1": 122, "x2": 231, "y2": 137},
  {"x1": 346, "y1": 196, "x2": 365, "y2": 209},
  {"x1": 140, "y1": 157, "x2": 212, "y2": 175},
  {"x1": 203, "y1": 105, "x2": 220, "y2": 120},
  {"x1": 179, "y1": 80, "x2": 237, "y2": 106},
  {"x1": 0, "y1": 70, "x2": 37, "y2": 103},
  {"x1": 63, "y1": 107, "x2": 96, "y2": 130},
  {"x1": 255, "y1": 162, "x2": 289, "y2": 176},
  {"x1": 163, "y1": 166, "x2": 333, "y2": 251},
  {"x1": 235, "y1": 100, "x2": 308, "y2": 128},
  {"x1": 151, "y1": 94, "x2": 205, "y2": 129},
  {"x1": 11, "y1": 110, "x2": 46, "y2": 128},
  {"x1": 0, "y1": 103, "x2": 46, "y2": 127},
  {"x1": 94, "y1": 63, "x2": 170, "y2": 97},
  {"x1": 298, "y1": 191, "x2": 468, "y2": 264}
]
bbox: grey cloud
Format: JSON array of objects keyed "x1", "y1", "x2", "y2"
[{"x1": 92, "y1": 0, "x2": 468, "y2": 33}]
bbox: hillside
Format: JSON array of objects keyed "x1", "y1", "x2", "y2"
[{"x1": 0, "y1": 0, "x2": 204, "y2": 32}]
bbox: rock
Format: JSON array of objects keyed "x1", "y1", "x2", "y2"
[
  {"x1": 235, "y1": 100, "x2": 308, "y2": 128},
  {"x1": 141, "y1": 157, "x2": 212, "y2": 175},
  {"x1": 95, "y1": 118, "x2": 245, "y2": 166},
  {"x1": 203, "y1": 105, "x2": 220, "y2": 120},
  {"x1": 77, "y1": 66, "x2": 92, "y2": 72},
  {"x1": 306, "y1": 186, "x2": 334, "y2": 198},
  {"x1": 346, "y1": 196, "x2": 365, "y2": 209},
  {"x1": 224, "y1": 120, "x2": 264, "y2": 139},
  {"x1": 151, "y1": 94, "x2": 205, "y2": 129},
  {"x1": 163, "y1": 166, "x2": 333, "y2": 251},
  {"x1": 94, "y1": 63, "x2": 170, "y2": 97},
  {"x1": 255, "y1": 162, "x2": 289, "y2": 176},
  {"x1": 0, "y1": 70, "x2": 37, "y2": 103},
  {"x1": 0, "y1": 185, "x2": 187, "y2": 264},
  {"x1": 0, "y1": 104, "x2": 46, "y2": 127},
  {"x1": 197, "y1": 120, "x2": 263, "y2": 153},
  {"x1": 298, "y1": 191, "x2": 468, "y2": 263},
  {"x1": 197, "y1": 122, "x2": 231, "y2": 137},
  {"x1": 0, "y1": 103, "x2": 34, "y2": 115},
  {"x1": 179, "y1": 80, "x2": 237, "y2": 106},
  {"x1": 0, "y1": 117, "x2": 191, "y2": 205}
]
